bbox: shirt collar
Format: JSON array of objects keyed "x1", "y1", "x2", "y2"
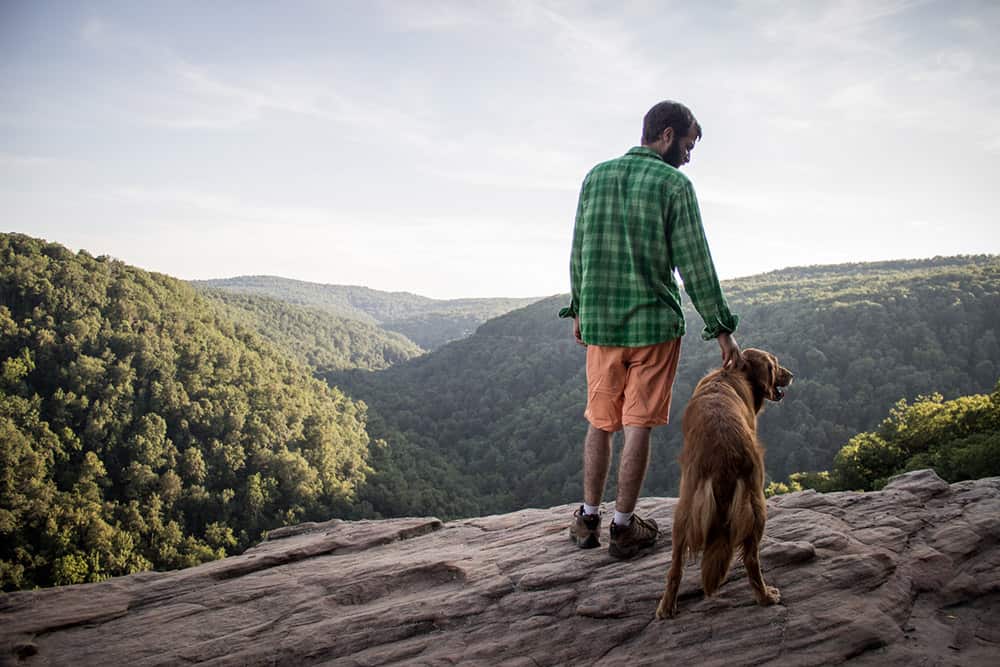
[{"x1": 627, "y1": 146, "x2": 664, "y2": 161}]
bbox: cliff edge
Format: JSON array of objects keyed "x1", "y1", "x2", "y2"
[{"x1": 2, "y1": 469, "x2": 998, "y2": 666}]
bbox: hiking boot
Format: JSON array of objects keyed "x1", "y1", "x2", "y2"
[
  {"x1": 569, "y1": 507, "x2": 601, "y2": 549},
  {"x1": 609, "y1": 514, "x2": 659, "y2": 559}
]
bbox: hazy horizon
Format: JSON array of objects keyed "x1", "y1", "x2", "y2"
[
  {"x1": 11, "y1": 227, "x2": 998, "y2": 302},
  {"x1": 189, "y1": 251, "x2": 1000, "y2": 300},
  {"x1": 3, "y1": 1, "x2": 999, "y2": 299}
]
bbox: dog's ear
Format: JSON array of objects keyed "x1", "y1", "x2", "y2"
[
  {"x1": 741, "y1": 349, "x2": 774, "y2": 393},
  {"x1": 766, "y1": 353, "x2": 779, "y2": 393},
  {"x1": 734, "y1": 353, "x2": 750, "y2": 373}
]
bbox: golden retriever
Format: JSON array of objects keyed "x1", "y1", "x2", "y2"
[{"x1": 656, "y1": 348, "x2": 793, "y2": 619}]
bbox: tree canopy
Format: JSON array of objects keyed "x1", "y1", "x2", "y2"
[
  {"x1": 200, "y1": 288, "x2": 423, "y2": 372},
  {"x1": 1, "y1": 234, "x2": 372, "y2": 590},
  {"x1": 767, "y1": 381, "x2": 1000, "y2": 495}
]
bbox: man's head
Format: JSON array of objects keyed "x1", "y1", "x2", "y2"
[{"x1": 641, "y1": 100, "x2": 702, "y2": 168}]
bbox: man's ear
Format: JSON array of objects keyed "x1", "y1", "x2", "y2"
[{"x1": 661, "y1": 126, "x2": 674, "y2": 146}]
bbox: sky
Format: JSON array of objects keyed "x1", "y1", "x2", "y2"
[{"x1": 2, "y1": 0, "x2": 999, "y2": 299}]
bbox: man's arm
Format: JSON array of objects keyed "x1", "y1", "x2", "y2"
[
  {"x1": 573, "y1": 317, "x2": 585, "y2": 346},
  {"x1": 668, "y1": 179, "x2": 741, "y2": 367},
  {"x1": 717, "y1": 332, "x2": 740, "y2": 369},
  {"x1": 559, "y1": 177, "x2": 588, "y2": 346}
]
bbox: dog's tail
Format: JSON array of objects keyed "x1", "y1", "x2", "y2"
[
  {"x1": 700, "y1": 478, "x2": 754, "y2": 596},
  {"x1": 686, "y1": 479, "x2": 716, "y2": 554},
  {"x1": 728, "y1": 477, "x2": 756, "y2": 544}
]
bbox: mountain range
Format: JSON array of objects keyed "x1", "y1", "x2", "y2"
[
  {"x1": 194, "y1": 275, "x2": 542, "y2": 350},
  {"x1": 2, "y1": 231, "x2": 998, "y2": 592}
]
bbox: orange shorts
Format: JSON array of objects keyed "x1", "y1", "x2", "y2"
[{"x1": 584, "y1": 338, "x2": 682, "y2": 432}]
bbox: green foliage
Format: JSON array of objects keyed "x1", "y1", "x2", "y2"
[
  {"x1": 195, "y1": 275, "x2": 541, "y2": 350},
  {"x1": 0, "y1": 233, "x2": 373, "y2": 590},
  {"x1": 332, "y1": 256, "x2": 1000, "y2": 517},
  {"x1": 199, "y1": 289, "x2": 423, "y2": 372},
  {"x1": 774, "y1": 380, "x2": 1000, "y2": 493},
  {"x1": 327, "y1": 294, "x2": 590, "y2": 516},
  {"x1": 764, "y1": 479, "x2": 800, "y2": 498},
  {"x1": 832, "y1": 432, "x2": 906, "y2": 490},
  {"x1": 5, "y1": 233, "x2": 998, "y2": 589}
]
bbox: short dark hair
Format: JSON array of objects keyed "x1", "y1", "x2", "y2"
[{"x1": 641, "y1": 101, "x2": 702, "y2": 144}]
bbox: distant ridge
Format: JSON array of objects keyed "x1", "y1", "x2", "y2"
[
  {"x1": 200, "y1": 288, "x2": 423, "y2": 372},
  {"x1": 193, "y1": 275, "x2": 543, "y2": 350},
  {"x1": 729, "y1": 254, "x2": 998, "y2": 282}
]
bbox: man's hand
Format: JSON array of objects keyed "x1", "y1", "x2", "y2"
[
  {"x1": 718, "y1": 332, "x2": 741, "y2": 369},
  {"x1": 573, "y1": 317, "x2": 586, "y2": 347}
]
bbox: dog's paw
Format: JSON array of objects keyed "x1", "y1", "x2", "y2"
[
  {"x1": 655, "y1": 600, "x2": 677, "y2": 619},
  {"x1": 759, "y1": 585, "x2": 781, "y2": 606}
]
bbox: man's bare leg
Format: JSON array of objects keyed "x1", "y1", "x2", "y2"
[
  {"x1": 583, "y1": 425, "x2": 613, "y2": 506},
  {"x1": 615, "y1": 426, "x2": 651, "y2": 513},
  {"x1": 608, "y1": 425, "x2": 658, "y2": 558}
]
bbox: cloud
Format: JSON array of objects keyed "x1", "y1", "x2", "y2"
[
  {"x1": 0, "y1": 152, "x2": 87, "y2": 169},
  {"x1": 755, "y1": 0, "x2": 926, "y2": 44},
  {"x1": 381, "y1": 1, "x2": 659, "y2": 91},
  {"x1": 378, "y1": 0, "x2": 486, "y2": 32},
  {"x1": 909, "y1": 49, "x2": 977, "y2": 82},
  {"x1": 816, "y1": 0, "x2": 928, "y2": 31},
  {"x1": 98, "y1": 187, "x2": 336, "y2": 228},
  {"x1": 827, "y1": 80, "x2": 889, "y2": 115},
  {"x1": 426, "y1": 140, "x2": 585, "y2": 192},
  {"x1": 514, "y1": 2, "x2": 660, "y2": 91},
  {"x1": 68, "y1": 15, "x2": 480, "y2": 162},
  {"x1": 949, "y1": 15, "x2": 981, "y2": 32},
  {"x1": 769, "y1": 116, "x2": 813, "y2": 132},
  {"x1": 79, "y1": 17, "x2": 107, "y2": 45}
]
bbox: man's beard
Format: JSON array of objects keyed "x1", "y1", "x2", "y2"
[{"x1": 661, "y1": 140, "x2": 684, "y2": 168}]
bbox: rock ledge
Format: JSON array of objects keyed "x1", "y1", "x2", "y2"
[{"x1": 2, "y1": 470, "x2": 998, "y2": 666}]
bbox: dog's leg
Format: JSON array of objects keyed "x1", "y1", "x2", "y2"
[
  {"x1": 743, "y1": 492, "x2": 780, "y2": 606},
  {"x1": 743, "y1": 536, "x2": 780, "y2": 605},
  {"x1": 656, "y1": 518, "x2": 687, "y2": 619}
]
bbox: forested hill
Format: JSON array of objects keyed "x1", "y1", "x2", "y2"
[
  {"x1": 330, "y1": 255, "x2": 1000, "y2": 519},
  {"x1": 194, "y1": 275, "x2": 542, "y2": 350},
  {"x1": 3, "y1": 235, "x2": 997, "y2": 591},
  {"x1": 0, "y1": 234, "x2": 373, "y2": 590},
  {"x1": 200, "y1": 289, "x2": 422, "y2": 372}
]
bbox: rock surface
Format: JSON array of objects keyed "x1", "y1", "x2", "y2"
[{"x1": 2, "y1": 469, "x2": 998, "y2": 666}]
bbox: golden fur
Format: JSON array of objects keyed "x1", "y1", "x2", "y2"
[{"x1": 656, "y1": 348, "x2": 793, "y2": 619}]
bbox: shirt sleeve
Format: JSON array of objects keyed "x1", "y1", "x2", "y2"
[
  {"x1": 558, "y1": 177, "x2": 588, "y2": 320},
  {"x1": 667, "y1": 179, "x2": 739, "y2": 340}
]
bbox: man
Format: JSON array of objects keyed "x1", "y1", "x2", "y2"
[{"x1": 559, "y1": 100, "x2": 742, "y2": 559}]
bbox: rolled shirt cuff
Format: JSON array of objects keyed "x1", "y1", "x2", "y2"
[
  {"x1": 700, "y1": 311, "x2": 740, "y2": 340},
  {"x1": 558, "y1": 303, "x2": 577, "y2": 319}
]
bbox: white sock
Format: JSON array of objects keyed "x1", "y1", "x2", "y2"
[
  {"x1": 582, "y1": 503, "x2": 600, "y2": 516},
  {"x1": 613, "y1": 510, "x2": 633, "y2": 526}
]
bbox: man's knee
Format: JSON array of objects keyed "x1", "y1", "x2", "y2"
[{"x1": 588, "y1": 423, "x2": 618, "y2": 436}]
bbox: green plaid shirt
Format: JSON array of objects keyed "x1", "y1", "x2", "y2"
[{"x1": 558, "y1": 146, "x2": 738, "y2": 346}]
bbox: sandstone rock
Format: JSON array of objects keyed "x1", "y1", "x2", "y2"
[{"x1": 2, "y1": 470, "x2": 998, "y2": 666}]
